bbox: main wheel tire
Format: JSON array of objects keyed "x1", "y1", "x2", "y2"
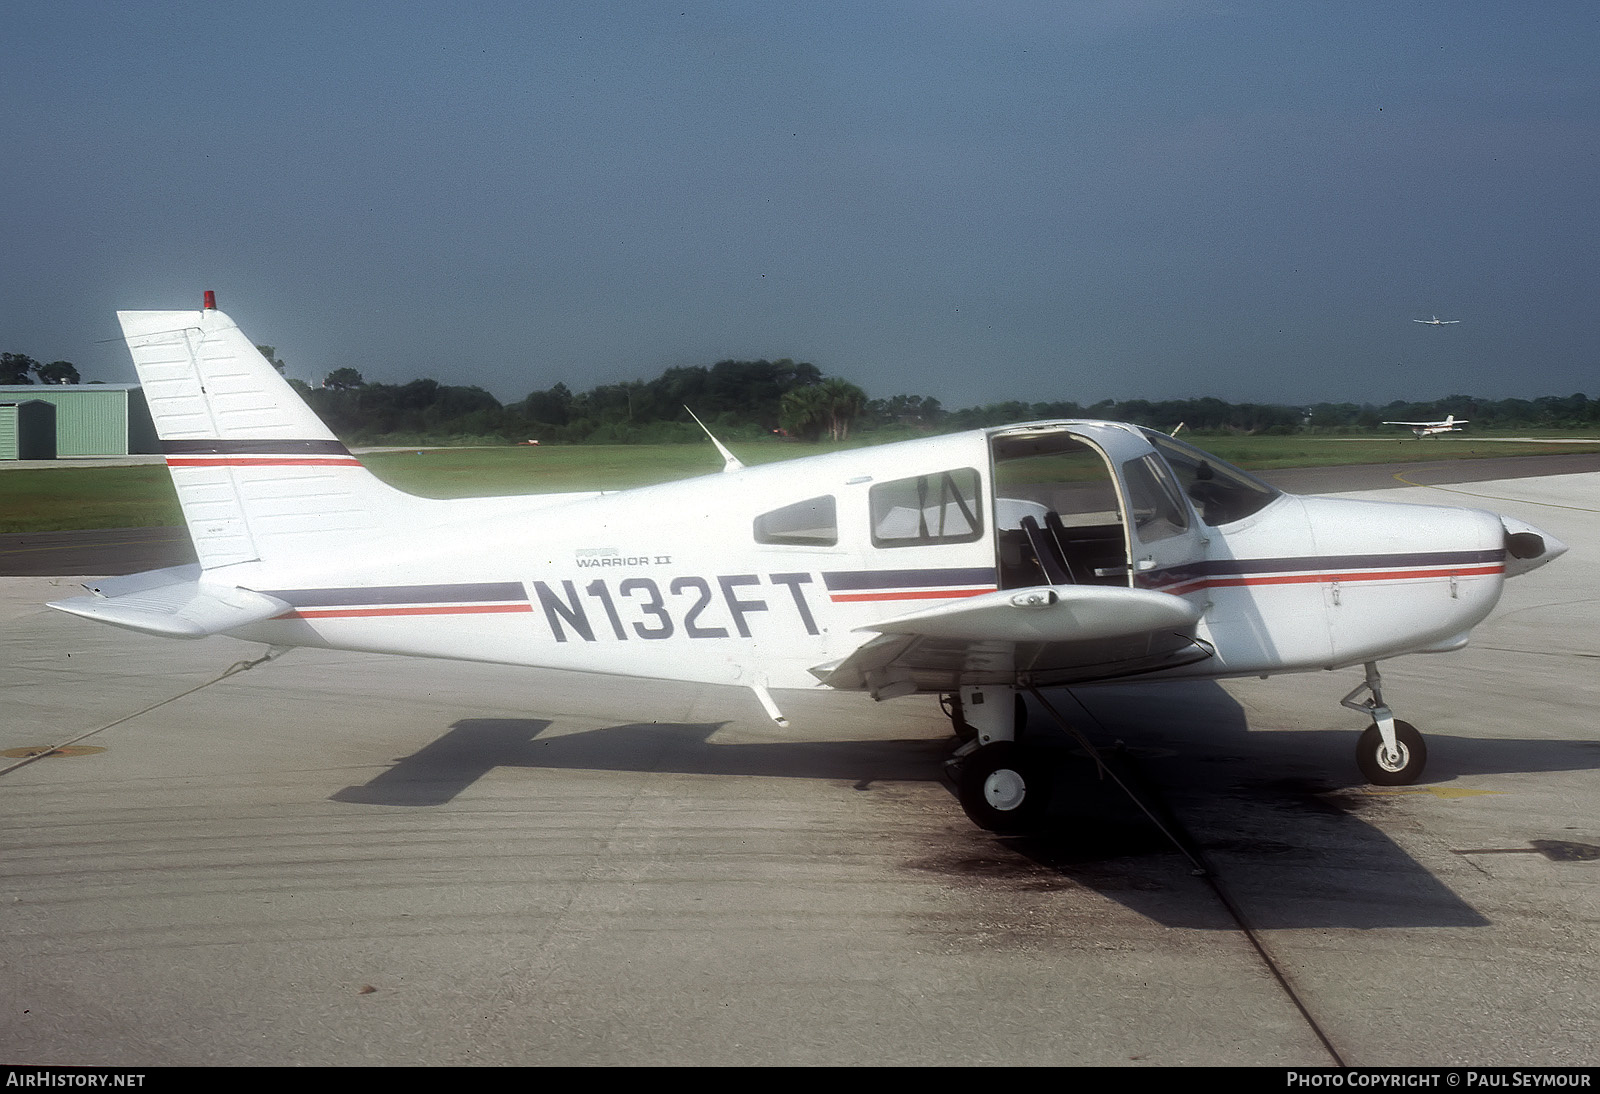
[
  {"x1": 957, "y1": 742, "x2": 1051, "y2": 833},
  {"x1": 1356, "y1": 720, "x2": 1427, "y2": 786}
]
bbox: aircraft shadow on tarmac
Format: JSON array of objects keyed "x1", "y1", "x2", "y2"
[
  {"x1": 329, "y1": 718, "x2": 947, "y2": 807},
  {"x1": 326, "y1": 680, "x2": 1595, "y2": 932}
]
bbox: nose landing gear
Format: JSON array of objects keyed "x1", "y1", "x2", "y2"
[
  {"x1": 1343, "y1": 662, "x2": 1429, "y2": 786},
  {"x1": 1356, "y1": 720, "x2": 1427, "y2": 785}
]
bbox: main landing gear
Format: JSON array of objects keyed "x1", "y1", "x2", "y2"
[
  {"x1": 1342, "y1": 662, "x2": 1429, "y2": 786},
  {"x1": 941, "y1": 685, "x2": 1203, "y2": 870},
  {"x1": 943, "y1": 686, "x2": 1050, "y2": 833}
]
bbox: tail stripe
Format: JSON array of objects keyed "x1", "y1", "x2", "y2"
[
  {"x1": 118, "y1": 307, "x2": 413, "y2": 570},
  {"x1": 167, "y1": 456, "x2": 362, "y2": 468},
  {"x1": 162, "y1": 439, "x2": 352, "y2": 455}
]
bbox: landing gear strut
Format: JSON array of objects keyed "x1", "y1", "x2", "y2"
[
  {"x1": 1342, "y1": 662, "x2": 1428, "y2": 785},
  {"x1": 946, "y1": 686, "x2": 1050, "y2": 832},
  {"x1": 940, "y1": 689, "x2": 1026, "y2": 744},
  {"x1": 939, "y1": 692, "x2": 976, "y2": 742}
]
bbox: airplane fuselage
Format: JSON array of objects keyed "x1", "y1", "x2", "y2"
[
  {"x1": 46, "y1": 303, "x2": 1568, "y2": 821},
  {"x1": 202, "y1": 425, "x2": 1517, "y2": 693}
]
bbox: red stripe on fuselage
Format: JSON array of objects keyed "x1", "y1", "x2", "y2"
[{"x1": 1151, "y1": 564, "x2": 1504, "y2": 597}]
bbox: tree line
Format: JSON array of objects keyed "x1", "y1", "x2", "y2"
[
  {"x1": 937, "y1": 394, "x2": 1600, "y2": 434},
  {"x1": 5, "y1": 343, "x2": 1597, "y2": 443},
  {"x1": 292, "y1": 369, "x2": 1600, "y2": 446},
  {"x1": 290, "y1": 358, "x2": 873, "y2": 445},
  {"x1": 1, "y1": 353, "x2": 81, "y2": 385}
]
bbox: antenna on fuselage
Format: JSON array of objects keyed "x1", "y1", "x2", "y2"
[{"x1": 685, "y1": 406, "x2": 745, "y2": 473}]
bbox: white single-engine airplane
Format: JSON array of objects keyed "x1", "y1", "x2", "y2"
[
  {"x1": 1383, "y1": 414, "x2": 1469, "y2": 438},
  {"x1": 49, "y1": 298, "x2": 1567, "y2": 832},
  {"x1": 1413, "y1": 316, "x2": 1461, "y2": 326}
]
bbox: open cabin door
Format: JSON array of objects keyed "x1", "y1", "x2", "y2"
[
  {"x1": 814, "y1": 423, "x2": 1214, "y2": 695},
  {"x1": 990, "y1": 423, "x2": 1207, "y2": 595}
]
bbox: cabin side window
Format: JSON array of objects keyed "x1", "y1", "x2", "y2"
[
  {"x1": 870, "y1": 468, "x2": 983, "y2": 547},
  {"x1": 754, "y1": 495, "x2": 838, "y2": 546},
  {"x1": 1121, "y1": 453, "x2": 1190, "y2": 542}
]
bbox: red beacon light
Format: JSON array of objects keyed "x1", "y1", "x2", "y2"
[{"x1": 203, "y1": 290, "x2": 217, "y2": 310}]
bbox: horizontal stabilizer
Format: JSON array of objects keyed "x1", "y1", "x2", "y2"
[{"x1": 49, "y1": 568, "x2": 289, "y2": 639}]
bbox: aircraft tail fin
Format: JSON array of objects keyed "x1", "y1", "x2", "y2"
[{"x1": 120, "y1": 301, "x2": 411, "y2": 571}]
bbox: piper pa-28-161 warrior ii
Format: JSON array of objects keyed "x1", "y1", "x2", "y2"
[
  {"x1": 50, "y1": 297, "x2": 1567, "y2": 832},
  {"x1": 1384, "y1": 414, "x2": 1469, "y2": 438}
]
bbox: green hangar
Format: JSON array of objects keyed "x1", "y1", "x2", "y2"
[{"x1": 0, "y1": 384, "x2": 159, "y2": 460}]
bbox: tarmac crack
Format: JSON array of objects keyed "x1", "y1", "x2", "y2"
[
  {"x1": 1058, "y1": 728, "x2": 1352, "y2": 1068},
  {"x1": 0, "y1": 645, "x2": 287, "y2": 779}
]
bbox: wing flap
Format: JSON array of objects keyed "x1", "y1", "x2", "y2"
[
  {"x1": 49, "y1": 568, "x2": 289, "y2": 639},
  {"x1": 864, "y1": 584, "x2": 1201, "y2": 642},
  {"x1": 812, "y1": 584, "x2": 1208, "y2": 692}
]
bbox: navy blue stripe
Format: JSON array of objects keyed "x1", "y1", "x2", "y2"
[
  {"x1": 822, "y1": 567, "x2": 997, "y2": 591},
  {"x1": 263, "y1": 582, "x2": 527, "y2": 608},
  {"x1": 162, "y1": 438, "x2": 352, "y2": 455},
  {"x1": 1150, "y1": 549, "x2": 1503, "y2": 584},
  {"x1": 1142, "y1": 549, "x2": 1507, "y2": 589}
]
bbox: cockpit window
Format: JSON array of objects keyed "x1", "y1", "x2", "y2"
[
  {"x1": 1143, "y1": 431, "x2": 1280, "y2": 526},
  {"x1": 1121, "y1": 454, "x2": 1190, "y2": 541},
  {"x1": 754, "y1": 495, "x2": 838, "y2": 546},
  {"x1": 871, "y1": 468, "x2": 983, "y2": 547}
]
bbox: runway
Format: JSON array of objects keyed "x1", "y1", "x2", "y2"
[{"x1": 1, "y1": 470, "x2": 1595, "y2": 1066}]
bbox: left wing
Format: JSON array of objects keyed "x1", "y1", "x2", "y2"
[{"x1": 811, "y1": 584, "x2": 1210, "y2": 694}]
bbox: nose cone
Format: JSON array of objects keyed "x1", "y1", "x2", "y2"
[{"x1": 1501, "y1": 515, "x2": 1568, "y2": 577}]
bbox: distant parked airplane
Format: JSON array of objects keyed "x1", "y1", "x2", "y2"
[
  {"x1": 1413, "y1": 316, "x2": 1460, "y2": 326},
  {"x1": 1383, "y1": 415, "x2": 1469, "y2": 438}
]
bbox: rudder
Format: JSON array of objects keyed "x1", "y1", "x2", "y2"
[{"x1": 120, "y1": 302, "x2": 411, "y2": 570}]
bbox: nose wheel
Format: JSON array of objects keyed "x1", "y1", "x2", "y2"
[
  {"x1": 1343, "y1": 662, "x2": 1429, "y2": 786},
  {"x1": 1356, "y1": 719, "x2": 1427, "y2": 785}
]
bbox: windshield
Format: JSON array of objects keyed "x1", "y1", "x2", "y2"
[{"x1": 1141, "y1": 431, "x2": 1280, "y2": 526}]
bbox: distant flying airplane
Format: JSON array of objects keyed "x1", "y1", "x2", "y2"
[
  {"x1": 1413, "y1": 316, "x2": 1460, "y2": 325},
  {"x1": 48, "y1": 297, "x2": 1566, "y2": 833},
  {"x1": 1383, "y1": 415, "x2": 1469, "y2": 438}
]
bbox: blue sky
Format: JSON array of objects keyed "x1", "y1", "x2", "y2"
[{"x1": 4, "y1": 2, "x2": 1597, "y2": 408}]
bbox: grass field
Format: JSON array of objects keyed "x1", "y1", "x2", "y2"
[{"x1": 4, "y1": 433, "x2": 1599, "y2": 533}]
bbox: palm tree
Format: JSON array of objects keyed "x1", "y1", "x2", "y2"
[
  {"x1": 780, "y1": 384, "x2": 831, "y2": 441},
  {"x1": 817, "y1": 377, "x2": 865, "y2": 441}
]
